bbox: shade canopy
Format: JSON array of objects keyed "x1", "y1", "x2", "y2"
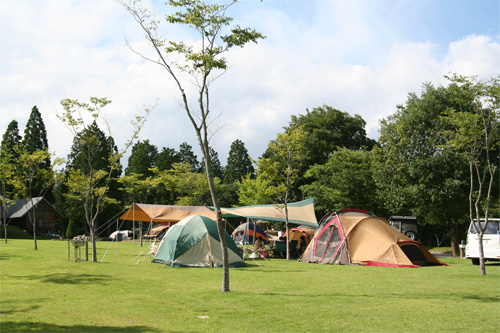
[
  {"x1": 213, "y1": 198, "x2": 318, "y2": 227},
  {"x1": 119, "y1": 204, "x2": 217, "y2": 223}
]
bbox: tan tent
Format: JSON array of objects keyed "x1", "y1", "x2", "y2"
[
  {"x1": 300, "y1": 209, "x2": 446, "y2": 267},
  {"x1": 119, "y1": 204, "x2": 217, "y2": 223},
  {"x1": 216, "y1": 198, "x2": 318, "y2": 228},
  {"x1": 283, "y1": 225, "x2": 316, "y2": 244}
]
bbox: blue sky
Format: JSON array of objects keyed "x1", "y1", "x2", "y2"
[{"x1": 0, "y1": 0, "x2": 499, "y2": 166}]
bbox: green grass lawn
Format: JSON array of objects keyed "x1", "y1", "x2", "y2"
[{"x1": 1, "y1": 239, "x2": 499, "y2": 332}]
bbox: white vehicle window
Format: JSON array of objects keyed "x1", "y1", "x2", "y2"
[{"x1": 469, "y1": 221, "x2": 499, "y2": 234}]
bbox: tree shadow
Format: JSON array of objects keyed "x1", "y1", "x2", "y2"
[
  {"x1": 0, "y1": 321, "x2": 161, "y2": 332},
  {"x1": 1, "y1": 304, "x2": 41, "y2": 315},
  {"x1": 8, "y1": 273, "x2": 113, "y2": 285}
]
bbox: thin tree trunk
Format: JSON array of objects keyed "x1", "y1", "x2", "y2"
[
  {"x1": 91, "y1": 220, "x2": 97, "y2": 262},
  {"x1": 200, "y1": 137, "x2": 230, "y2": 292}
]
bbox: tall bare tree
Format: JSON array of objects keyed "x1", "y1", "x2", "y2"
[
  {"x1": 120, "y1": 0, "x2": 264, "y2": 292},
  {"x1": 441, "y1": 74, "x2": 499, "y2": 275}
]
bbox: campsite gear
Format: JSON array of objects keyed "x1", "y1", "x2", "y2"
[
  {"x1": 232, "y1": 222, "x2": 269, "y2": 245},
  {"x1": 120, "y1": 204, "x2": 217, "y2": 223},
  {"x1": 300, "y1": 209, "x2": 446, "y2": 267},
  {"x1": 272, "y1": 241, "x2": 286, "y2": 257},
  {"x1": 109, "y1": 230, "x2": 132, "y2": 241},
  {"x1": 214, "y1": 198, "x2": 318, "y2": 227},
  {"x1": 119, "y1": 204, "x2": 218, "y2": 256},
  {"x1": 282, "y1": 225, "x2": 315, "y2": 245},
  {"x1": 143, "y1": 224, "x2": 169, "y2": 239},
  {"x1": 152, "y1": 215, "x2": 245, "y2": 268},
  {"x1": 67, "y1": 239, "x2": 88, "y2": 261}
]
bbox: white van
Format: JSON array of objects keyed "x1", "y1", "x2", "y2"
[{"x1": 465, "y1": 218, "x2": 500, "y2": 265}]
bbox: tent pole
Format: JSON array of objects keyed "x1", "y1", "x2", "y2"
[
  {"x1": 149, "y1": 218, "x2": 153, "y2": 252},
  {"x1": 140, "y1": 221, "x2": 143, "y2": 247},
  {"x1": 116, "y1": 219, "x2": 118, "y2": 256}
]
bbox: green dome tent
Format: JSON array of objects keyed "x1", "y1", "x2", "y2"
[{"x1": 152, "y1": 215, "x2": 245, "y2": 268}]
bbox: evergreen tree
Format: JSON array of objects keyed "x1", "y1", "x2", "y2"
[
  {"x1": 1, "y1": 120, "x2": 22, "y2": 162},
  {"x1": 64, "y1": 121, "x2": 122, "y2": 236},
  {"x1": 224, "y1": 139, "x2": 254, "y2": 184},
  {"x1": 202, "y1": 147, "x2": 224, "y2": 180},
  {"x1": 22, "y1": 106, "x2": 49, "y2": 154},
  {"x1": 22, "y1": 106, "x2": 52, "y2": 199},
  {"x1": 156, "y1": 147, "x2": 181, "y2": 171},
  {"x1": 1, "y1": 120, "x2": 22, "y2": 196},
  {"x1": 178, "y1": 142, "x2": 200, "y2": 172},
  {"x1": 125, "y1": 139, "x2": 158, "y2": 177}
]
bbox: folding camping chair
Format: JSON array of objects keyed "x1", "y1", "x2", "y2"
[
  {"x1": 149, "y1": 240, "x2": 158, "y2": 259},
  {"x1": 272, "y1": 241, "x2": 286, "y2": 258}
]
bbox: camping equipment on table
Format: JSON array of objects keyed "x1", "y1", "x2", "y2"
[
  {"x1": 152, "y1": 215, "x2": 245, "y2": 268},
  {"x1": 300, "y1": 209, "x2": 446, "y2": 267}
]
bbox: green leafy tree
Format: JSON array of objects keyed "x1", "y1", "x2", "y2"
[
  {"x1": 0, "y1": 150, "x2": 16, "y2": 242},
  {"x1": 63, "y1": 121, "x2": 123, "y2": 238},
  {"x1": 121, "y1": 0, "x2": 264, "y2": 292},
  {"x1": 440, "y1": 74, "x2": 500, "y2": 275},
  {"x1": 119, "y1": 171, "x2": 161, "y2": 205},
  {"x1": 9, "y1": 149, "x2": 62, "y2": 249},
  {"x1": 264, "y1": 105, "x2": 376, "y2": 198},
  {"x1": 224, "y1": 139, "x2": 254, "y2": 184},
  {"x1": 0, "y1": 121, "x2": 21, "y2": 239},
  {"x1": 160, "y1": 163, "x2": 216, "y2": 205},
  {"x1": 303, "y1": 148, "x2": 381, "y2": 215},
  {"x1": 258, "y1": 125, "x2": 308, "y2": 260},
  {"x1": 58, "y1": 97, "x2": 149, "y2": 262},
  {"x1": 376, "y1": 82, "x2": 471, "y2": 254},
  {"x1": 237, "y1": 173, "x2": 274, "y2": 206},
  {"x1": 282, "y1": 105, "x2": 376, "y2": 163}
]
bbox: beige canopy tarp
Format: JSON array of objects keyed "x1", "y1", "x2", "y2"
[
  {"x1": 119, "y1": 204, "x2": 217, "y2": 223},
  {"x1": 214, "y1": 198, "x2": 318, "y2": 227}
]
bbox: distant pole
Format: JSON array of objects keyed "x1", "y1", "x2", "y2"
[{"x1": 133, "y1": 203, "x2": 135, "y2": 256}]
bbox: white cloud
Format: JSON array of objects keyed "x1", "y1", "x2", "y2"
[
  {"x1": 1, "y1": 0, "x2": 499, "y2": 167},
  {"x1": 445, "y1": 35, "x2": 500, "y2": 78}
]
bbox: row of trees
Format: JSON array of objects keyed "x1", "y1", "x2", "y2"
[
  {"x1": 3, "y1": 77, "x2": 497, "y2": 252},
  {"x1": 1, "y1": 1, "x2": 497, "y2": 284}
]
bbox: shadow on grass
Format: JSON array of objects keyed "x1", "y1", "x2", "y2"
[
  {"x1": 1, "y1": 304, "x2": 41, "y2": 315},
  {"x1": 254, "y1": 291, "x2": 499, "y2": 303},
  {"x1": 8, "y1": 273, "x2": 113, "y2": 285},
  {"x1": 0, "y1": 321, "x2": 161, "y2": 332}
]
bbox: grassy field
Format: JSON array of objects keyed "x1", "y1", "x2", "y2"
[{"x1": 1, "y1": 239, "x2": 499, "y2": 332}]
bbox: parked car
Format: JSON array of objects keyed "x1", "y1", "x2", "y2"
[
  {"x1": 388, "y1": 215, "x2": 419, "y2": 241},
  {"x1": 465, "y1": 218, "x2": 500, "y2": 265}
]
